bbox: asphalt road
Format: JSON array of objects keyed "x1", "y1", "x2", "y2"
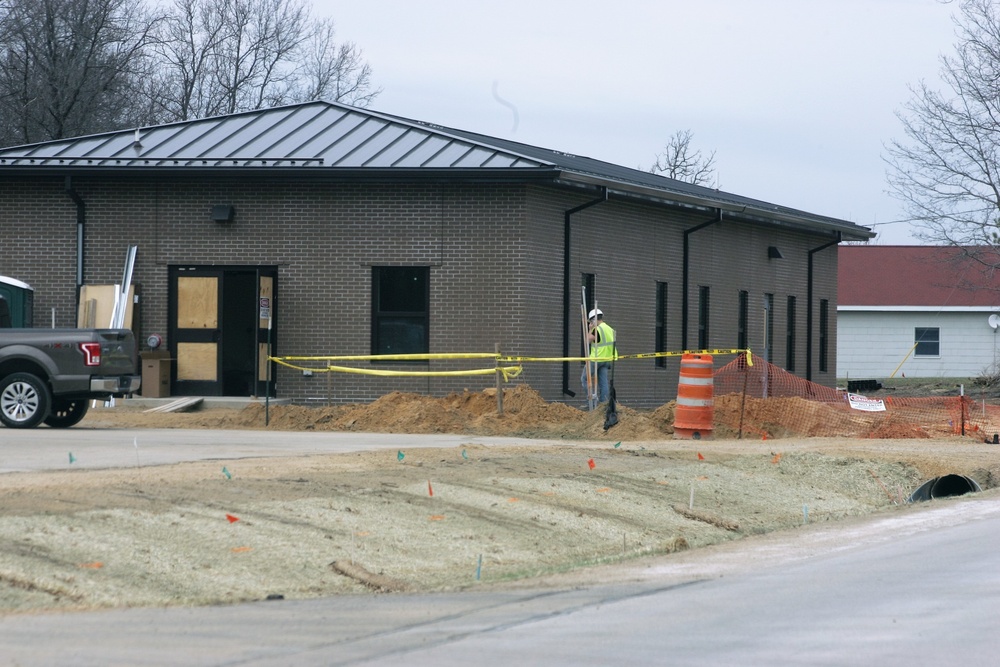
[{"x1": 0, "y1": 428, "x2": 998, "y2": 666}]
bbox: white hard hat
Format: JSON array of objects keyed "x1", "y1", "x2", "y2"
[{"x1": 588, "y1": 308, "x2": 603, "y2": 320}]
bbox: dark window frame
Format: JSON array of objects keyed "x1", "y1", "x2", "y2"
[
  {"x1": 764, "y1": 292, "x2": 774, "y2": 362},
  {"x1": 737, "y1": 290, "x2": 748, "y2": 351},
  {"x1": 786, "y1": 295, "x2": 796, "y2": 372},
  {"x1": 655, "y1": 282, "x2": 668, "y2": 368},
  {"x1": 819, "y1": 298, "x2": 829, "y2": 373},
  {"x1": 581, "y1": 273, "x2": 596, "y2": 357},
  {"x1": 698, "y1": 285, "x2": 710, "y2": 350},
  {"x1": 371, "y1": 266, "x2": 430, "y2": 359}
]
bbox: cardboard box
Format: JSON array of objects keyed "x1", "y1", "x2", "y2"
[{"x1": 141, "y1": 351, "x2": 171, "y2": 398}]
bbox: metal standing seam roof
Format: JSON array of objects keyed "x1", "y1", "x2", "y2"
[{"x1": 0, "y1": 99, "x2": 874, "y2": 240}]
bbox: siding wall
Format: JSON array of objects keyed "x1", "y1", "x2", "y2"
[
  {"x1": 0, "y1": 173, "x2": 842, "y2": 406},
  {"x1": 838, "y1": 310, "x2": 1000, "y2": 378}
]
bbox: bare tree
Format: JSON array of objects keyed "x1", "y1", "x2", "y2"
[
  {"x1": 0, "y1": 0, "x2": 162, "y2": 145},
  {"x1": 649, "y1": 129, "x2": 717, "y2": 186},
  {"x1": 149, "y1": 0, "x2": 379, "y2": 123},
  {"x1": 886, "y1": 0, "x2": 1000, "y2": 251},
  {"x1": 293, "y1": 18, "x2": 380, "y2": 107}
]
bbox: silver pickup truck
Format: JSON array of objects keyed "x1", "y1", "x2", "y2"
[{"x1": 0, "y1": 329, "x2": 140, "y2": 428}]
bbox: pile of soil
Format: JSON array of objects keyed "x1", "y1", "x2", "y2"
[
  {"x1": 0, "y1": 386, "x2": 995, "y2": 616},
  {"x1": 92, "y1": 386, "x2": 684, "y2": 441}
]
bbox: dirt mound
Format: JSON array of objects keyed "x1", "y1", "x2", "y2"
[{"x1": 162, "y1": 386, "x2": 679, "y2": 441}]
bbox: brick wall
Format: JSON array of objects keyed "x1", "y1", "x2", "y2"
[{"x1": 0, "y1": 173, "x2": 840, "y2": 406}]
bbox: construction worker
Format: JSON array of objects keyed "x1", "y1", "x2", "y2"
[{"x1": 581, "y1": 308, "x2": 616, "y2": 404}]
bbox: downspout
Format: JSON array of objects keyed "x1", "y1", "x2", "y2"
[
  {"x1": 65, "y1": 176, "x2": 86, "y2": 315},
  {"x1": 806, "y1": 232, "x2": 841, "y2": 381},
  {"x1": 562, "y1": 187, "x2": 608, "y2": 396},
  {"x1": 682, "y1": 209, "x2": 723, "y2": 350}
]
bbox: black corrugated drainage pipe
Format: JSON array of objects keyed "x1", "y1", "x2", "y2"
[
  {"x1": 908, "y1": 474, "x2": 982, "y2": 502},
  {"x1": 562, "y1": 187, "x2": 608, "y2": 397}
]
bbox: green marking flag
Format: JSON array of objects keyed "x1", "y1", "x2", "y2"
[
  {"x1": 222, "y1": 466, "x2": 232, "y2": 479},
  {"x1": 69, "y1": 452, "x2": 76, "y2": 464},
  {"x1": 461, "y1": 449, "x2": 468, "y2": 460},
  {"x1": 397, "y1": 450, "x2": 405, "y2": 462},
  {"x1": 613, "y1": 442, "x2": 621, "y2": 449}
]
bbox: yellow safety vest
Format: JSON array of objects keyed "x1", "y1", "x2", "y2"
[{"x1": 590, "y1": 322, "x2": 617, "y2": 361}]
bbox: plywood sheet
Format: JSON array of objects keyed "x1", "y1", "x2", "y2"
[
  {"x1": 177, "y1": 342, "x2": 217, "y2": 381},
  {"x1": 177, "y1": 277, "x2": 218, "y2": 328},
  {"x1": 77, "y1": 285, "x2": 135, "y2": 328},
  {"x1": 258, "y1": 342, "x2": 271, "y2": 381}
]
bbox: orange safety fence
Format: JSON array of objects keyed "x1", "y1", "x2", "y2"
[{"x1": 712, "y1": 354, "x2": 1000, "y2": 440}]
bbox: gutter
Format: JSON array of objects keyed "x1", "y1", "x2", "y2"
[
  {"x1": 562, "y1": 187, "x2": 608, "y2": 397},
  {"x1": 64, "y1": 176, "x2": 86, "y2": 308},
  {"x1": 806, "y1": 232, "x2": 841, "y2": 381},
  {"x1": 682, "y1": 209, "x2": 723, "y2": 350},
  {"x1": 558, "y1": 173, "x2": 875, "y2": 242}
]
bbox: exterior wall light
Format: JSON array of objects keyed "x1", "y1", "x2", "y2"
[{"x1": 211, "y1": 205, "x2": 235, "y2": 223}]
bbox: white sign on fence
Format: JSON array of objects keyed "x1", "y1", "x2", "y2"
[{"x1": 847, "y1": 393, "x2": 886, "y2": 412}]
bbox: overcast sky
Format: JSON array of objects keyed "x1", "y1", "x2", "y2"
[{"x1": 315, "y1": 0, "x2": 960, "y2": 244}]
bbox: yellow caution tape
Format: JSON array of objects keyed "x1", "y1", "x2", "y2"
[
  {"x1": 325, "y1": 364, "x2": 523, "y2": 379},
  {"x1": 622, "y1": 348, "x2": 751, "y2": 360},
  {"x1": 270, "y1": 348, "x2": 752, "y2": 375},
  {"x1": 278, "y1": 353, "x2": 498, "y2": 362}
]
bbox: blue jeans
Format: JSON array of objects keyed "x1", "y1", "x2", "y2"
[{"x1": 581, "y1": 361, "x2": 612, "y2": 403}]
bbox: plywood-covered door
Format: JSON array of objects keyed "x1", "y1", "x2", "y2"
[
  {"x1": 170, "y1": 267, "x2": 223, "y2": 395},
  {"x1": 256, "y1": 271, "x2": 277, "y2": 398}
]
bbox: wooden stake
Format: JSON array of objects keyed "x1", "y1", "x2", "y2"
[{"x1": 495, "y1": 343, "x2": 504, "y2": 416}]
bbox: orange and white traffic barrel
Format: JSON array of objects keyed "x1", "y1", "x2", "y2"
[{"x1": 673, "y1": 353, "x2": 714, "y2": 439}]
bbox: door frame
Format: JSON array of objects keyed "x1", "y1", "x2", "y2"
[{"x1": 167, "y1": 265, "x2": 278, "y2": 397}]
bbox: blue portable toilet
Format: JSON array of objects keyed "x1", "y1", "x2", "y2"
[{"x1": 0, "y1": 276, "x2": 34, "y2": 328}]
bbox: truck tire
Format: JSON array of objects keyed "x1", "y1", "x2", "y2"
[
  {"x1": 0, "y1": 372, "x2": 52, "y2": 429},
  {"x1": 44, "y1": 398, "x2": 90, "y2": 428}
]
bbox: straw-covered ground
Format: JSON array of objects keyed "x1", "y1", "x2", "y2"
[{"x1": 0, "y1": 385, "x2": 997, "y2": 615}]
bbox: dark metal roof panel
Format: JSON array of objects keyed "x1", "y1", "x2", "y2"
[
  {"x1": 0, "y1": 99, "x2": 873, "y2": 239},
  {"x1": 360, "y1": 129, "x2": 431, "y2": 167}
]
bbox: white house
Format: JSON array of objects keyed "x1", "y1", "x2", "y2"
[{"x1": 837, "y1": 245, "x2": 1000, "y2": 379}]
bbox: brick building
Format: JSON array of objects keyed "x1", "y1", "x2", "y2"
[{"x1": 0, "y1": 101, "x2": 873, "y2": 407}]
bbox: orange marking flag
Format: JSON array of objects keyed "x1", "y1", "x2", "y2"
[{"x1": 226, "y1": 514, "x2": 240, "y2": 523}]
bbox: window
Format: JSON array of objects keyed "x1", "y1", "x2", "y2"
[
  {"x1": 737, "y1": 290, "x2": 748, "y2": 350},
  {"x1": 819, "y1": 299, "x2": 829, "y2": 373},
  {"x1": 786, "y1": 296, "x2": 796, "y2": 371},
  {"x1": 764, "y1": 293, "x2": 774, "y2": 362},
  {"x1": 371, "y1": 266, "x2": 429, "y2": 356},
  {"x1": 698, "y1": 286, "x2": 710, "y2": 350},
  {"x1": 914, "y1": 327, "x2": 940, "y2": 357},
  {"x1": 581, "y1": 273, "x2": 596, "y2": 356},
  {"x1": 655, "y1": 282, "x2": 668, "y2": 368}
]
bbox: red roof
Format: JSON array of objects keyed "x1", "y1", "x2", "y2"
[{"x1": 838, "y1": 245, "x2": 1000, "y2": 307}]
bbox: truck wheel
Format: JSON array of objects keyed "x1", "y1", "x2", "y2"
[
  {"x1": 44, "y1": 399, "x2": 90, "y2": 428},
  {"x1": 0, "y1": 372, "x2": 52, "y2": 429}
]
